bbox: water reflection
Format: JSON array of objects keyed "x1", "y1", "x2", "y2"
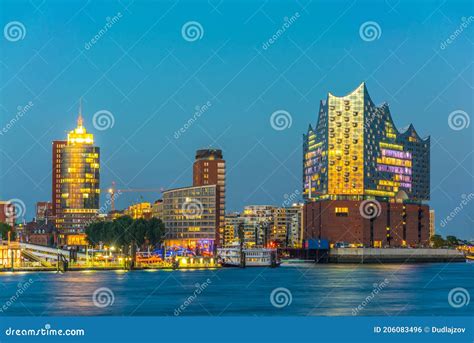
[{"x1": 0, "y1": 263, "x2": 471, "y2": 316}]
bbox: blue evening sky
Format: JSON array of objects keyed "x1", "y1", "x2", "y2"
[{"x1": 0, "y1": 0, "x2": 472, "y2": 239}]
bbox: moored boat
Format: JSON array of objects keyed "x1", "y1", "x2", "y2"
[{"x1": 217, "y1": 246, "x2": 279, "y2": 267}]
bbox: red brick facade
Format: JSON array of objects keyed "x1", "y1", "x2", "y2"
[{"x1": 303, "y1": 200, "x2": 430, "y2": 247}]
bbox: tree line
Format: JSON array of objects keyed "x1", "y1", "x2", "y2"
[
  {"x1": 85, "y1": 216, "x2": 165, "y2": 250},
  {"x1": 430, "y1": 234, "x2": 465, "y2": 248}
]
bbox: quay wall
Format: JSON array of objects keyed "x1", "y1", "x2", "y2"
[{"x1": 329, "y1": 248, "x2": 465, "y2": 263}]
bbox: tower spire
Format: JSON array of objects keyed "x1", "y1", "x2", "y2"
[{"x1": 77, "y1": 98, "x2": 83, "y2": 127}]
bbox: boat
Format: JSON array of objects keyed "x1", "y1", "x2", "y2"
[{"x1": 217, "y1": 245, "x2": 280, "y2": 267}]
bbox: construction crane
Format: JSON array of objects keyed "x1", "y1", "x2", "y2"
[{"x1": 107, "y1": 181, "x2": 164, "y2": 211}]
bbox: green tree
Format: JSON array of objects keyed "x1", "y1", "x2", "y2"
[
  {"x1": 445, "y1": 235, "x2": 459, "y2": 247},
  {"x1": 85, "y1": 216, "x2": 165, "y2": 251},
  {"x1": 430, "y1": 234, "x2": 446, "y2": 248},
  {"x1": 0, "y1": 222, "x2": 15, "y2": 241}
]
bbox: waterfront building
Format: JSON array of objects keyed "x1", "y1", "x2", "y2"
[
  {"x1": 0, "y1": 201, "x2": 16, "y2": 227},
  {"x1": 429, "y1": 209, "x2": 435, "y2": 238},
  {"x1": 124, "y1": 202, "x2": 152, "y2": 219},
  {"x1": 303, "y1": 83, "x2": 430, "y2": 247},
  {"x1": 52, "y1": 140, "x2": 66, "y2": 225},
  {"x1": 162, "y1": 185, "x2": 218, "y2": 253},
  {"x1": 242, "y1": 205, "x2": 275, "y2": 247},
  {"x1": 223, "y1": 213, "x2": 242, "y2": 246},
  {"x1": 193, "y1": 149, "x2": 225, "y2": 247},
  {"x1": 281, "y1": 204, "x2": 304, "y2": 248},
  {"x1": 53, "y1": 110, "x2": 100, "y2": 246}
]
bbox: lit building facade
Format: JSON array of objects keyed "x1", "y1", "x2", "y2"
[
  {"x1": 54, "y1": 113, "x2": 100, "y2": 246},
  {"x1": 303, "y1": 83, "x2": 430, "y2": 247},
  {"x1": 429, "y1": 209, "x2": 435, "y2": 238},
  {"x1": 193, "y1": 149, "x2": 225, "y2": 247},
  {"x1": 124, "y1": 202, "x2": 152, "y2": 219},
  {"x1": 277, "y1": 204, "x2": 304, "y2": 248},
  {"x1": 162, "y1": 185, "x2": 217, "y2": 253},
  {"x1": 242, "y1": 205, "x2": 275, "y2": 247},
  {"x1": 151, "y1": 199, "x2": 163, "y2": 220},
  {"x1": 223, "y1": 213, "x2": 242, "y2": 246}
]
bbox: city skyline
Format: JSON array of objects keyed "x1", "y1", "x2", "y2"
[{"x1": 0, "y1": 0, "x2": 472, "y2": 241}]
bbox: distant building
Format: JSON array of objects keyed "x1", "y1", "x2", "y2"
[
  {"x1": 25, "y1": 220, "x2": 55, "y2": 246},
  {"x1": 124, "y1": 202, "x2": 152, "y2": 219},
  {"x1": 35, "y1": 201, "x2": 52, "y2": 221},
  {"x1": 151, "y1": 199, "x2": 163, "y2": 219},
  {"x1": 162, "y1": 185, "x2": 218, "y2": 253},
  {"x1": 0, "y1": 201, "x2": 16, "y2": 227},
  {"x1": 223, "y1": 213, "x2": 242, "y2": 246},
  {"x1": 53, "y1": 108, "x2": 100, "y2": 246},
  {"x1": 278, "y1": 204, "x2": 304, "y2": 248},
  {"x1": 107, "y1": 210, "x2": 124, "y2": 221},
  {"x1": 193, "y1": 149, "x2": 225, "y2": 247},
  {"x1": 242, "y1": 205, "x2": 275, "y2": 247},
  {"x1": 303, "y1": 83, "x2": 430, "y2": 247}
]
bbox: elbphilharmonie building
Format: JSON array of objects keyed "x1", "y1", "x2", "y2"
[{"x1": 303, "y1": 83, "x2": 430, "y2": 247}]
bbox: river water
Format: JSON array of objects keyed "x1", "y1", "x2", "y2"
[{"x1": 0, "y1": 263, "x2": 472, "y2": 316}]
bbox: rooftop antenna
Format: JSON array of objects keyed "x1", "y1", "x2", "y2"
[{"x1": 77, "y1": 97, "x2": 83, "y2": 127}]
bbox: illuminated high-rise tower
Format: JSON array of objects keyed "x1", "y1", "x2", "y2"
[{"x1": 53, "y1": 105, "x2": 100, "y2": 246}]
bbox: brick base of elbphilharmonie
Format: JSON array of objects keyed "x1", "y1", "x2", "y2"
[{"x1": 303, "y1": 200, "x2": 430, "y2": 248}]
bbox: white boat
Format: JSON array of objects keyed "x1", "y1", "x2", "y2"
[{"x1": 217, "y1": 246, "x2": 279, "y2": 267}]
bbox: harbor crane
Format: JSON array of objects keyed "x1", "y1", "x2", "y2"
[{"x1": 107, "y1": 181, "x2": 163, "y2": 211}]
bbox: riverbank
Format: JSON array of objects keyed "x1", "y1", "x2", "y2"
[{"x1": 329, "y1": 248, "x2": 466, "y2": 263}]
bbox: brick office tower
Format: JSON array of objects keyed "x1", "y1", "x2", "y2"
[
  {"x1": 303, "y1": 83, "x2": 430, "y2": 247},
  {"x1": 52, "y1": 140, "x2": 67, "y2": 230},
  {"x1": 193, "y1": 149, "x2": 225, "y2": 248}
]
